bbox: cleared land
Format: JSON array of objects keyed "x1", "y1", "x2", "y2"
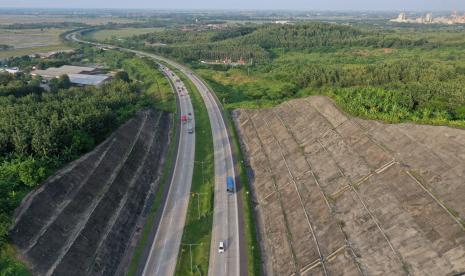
[
  {"x1": 87, "y1": 28, "x2": 163, "y2": 41},
  {"x1": 233, "y1": 96, "x2": 465, "y2": 275},
  {"x1": 0, "y1": 28, "x2": 71, "y2": 58},
  {"x1": 10, "y1": 109, "x2": 172, "y2": 276}
]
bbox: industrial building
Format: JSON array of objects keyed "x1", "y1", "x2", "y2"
[
  {"x1": 31, "y1": 65, "x2": 102, "y2": 80},
  {"x1": 391, "y1": 11, "x2": 465, "y2": 25},
  {"x1": 68, "y1": 74, "x2": 112, "y2": 87},
  {"x1": 31, "y1": 65, "x2": 111, "y2": 87},
  {"x1": 0, "y1": 67, "x2": 21, "y2": 74}
]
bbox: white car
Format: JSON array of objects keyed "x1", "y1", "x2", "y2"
[{"x1": 218, "y1": 241, "x2": 225, "y2": 253}]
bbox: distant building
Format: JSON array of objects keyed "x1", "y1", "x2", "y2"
[
  {"x1": 200, "y1": 56, "x2": 249, "y2": 66},
  {"x1": 68, "y1": 74, "x2": 112, "y2": 87},
  {"x1": 206, "y1": 23, "x2": 228, "y2": 30},
  {"x1": 31, "y1": 65, "x2": 101, "y2": 80},
  {"x1": 31, "y1": 65, "x2": 111, "y2": 87},
  {"x1": 394, "y1": 12, "x2": 407, "y2": 22},
  {"x1": 32, "y1": 49, "x2": 75, "y2": 59},
  {"x1": 1, "y1": 67, "x2": 21, "y2": 74},
  {"x1": 391, "y1": 11, "x2": 465, "y2": 25},
  {"x1": 274, "y1": 20, "x2": 291, "y2": 25},
  {"x1": 425, "y1": 13, "x2": 433, "y2": 23}
]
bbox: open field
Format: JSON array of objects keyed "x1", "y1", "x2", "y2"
[
  {"x1": 233, "y1": 96, "x2": 465, "y2": 275},
  {"x1": 0, "y1": 28, "x2": 71, "y2": 58},
  {"x1": 10, "y1": 109, "x2": 172, "y2": 275},
  {"x1": 0, "y1": 14, "x2": 137, "y2": 25},
  {"x1": 87, "y1": 28, "x2": 163, "y2": 41}
]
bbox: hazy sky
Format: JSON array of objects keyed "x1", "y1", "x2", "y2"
[{"x1": 2, "y1": 0, "x2": 465, "y2": 11}]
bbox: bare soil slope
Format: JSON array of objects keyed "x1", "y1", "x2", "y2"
[
  {"x1": 233, "y1": 96, "x2": 465, "y2": 276},
  {"x1": 10, "y1": 109, "x2": 172, "y2": 276}
]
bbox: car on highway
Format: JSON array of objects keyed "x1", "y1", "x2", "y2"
[
  {"x1": 187, "y1": 121, "x2": 194, "y2": 134},
  {"x1": 218, "y1": 241, "x2": 225, "y2": 253}
]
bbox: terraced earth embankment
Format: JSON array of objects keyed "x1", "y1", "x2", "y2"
[
  {"x1": 10, "y1": 109, "x2": 172, "y2": 276},
  {"x1": 233, "y1": 96, "x2": 465, "y2": 275}
]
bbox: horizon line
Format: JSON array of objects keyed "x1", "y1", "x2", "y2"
[{"x1": 0, "y1": 7, "x2": 463, "y2": 13}]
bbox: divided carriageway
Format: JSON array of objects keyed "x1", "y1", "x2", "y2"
[{"x1": 66, "y1": 31, "x2": 244, "y2": 276}]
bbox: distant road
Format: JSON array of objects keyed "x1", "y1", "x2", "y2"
[{"x1": 66, "y1": 31, "x2": 242, "y2": 276}]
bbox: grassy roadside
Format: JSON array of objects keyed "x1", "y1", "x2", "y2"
[
  {"x1": 126, "y1": 115, "x2": 178, "y2": 276},
  {"x1": 171, "y1": 67, "x2": 215, "y2": 276},
  {"x1": 225, "y1": 111, "x2": 262, "y2": 276},
  {"x1": 201, "y1": 77, "x2": 262, "y2": 276},
  {"x1": 126, "y1": 70, "x2": 178, "y2": 276}
]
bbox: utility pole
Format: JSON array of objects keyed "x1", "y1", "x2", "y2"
[
  {"x1": 191, "y1": 192, "x2": 207, "y2": 219},
  {"x1": 193, "y1": 160, "x2": 207, "y2": 219},
  {"x1": 182, "y1": 243, "x2": 201, "y2": 273}
]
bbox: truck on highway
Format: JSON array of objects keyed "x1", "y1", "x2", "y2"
[
  {"x1": 187, "y1": 121, "x2": 194, "y2": 134},
  {"x1": 227, "y1": 176, "x2": 235, "y2": 193}
]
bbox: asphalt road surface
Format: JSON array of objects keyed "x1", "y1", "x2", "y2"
[
  {"x1": 188, "y1": 75, "x2": 240, "y2": 276},
  {"x1": 67, "y1": 31, "x2": 241, "y2": 276},
  {"x1": 140, "y1": 67, "x2": 196, "y2": 276}
]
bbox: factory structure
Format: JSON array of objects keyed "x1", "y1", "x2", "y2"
[
  {"x1": 391, "y1": 11, "x2": 465, "y2": 25},
  {"x1": 31, "y1": 65, "x2": 112, "y2": 87}
]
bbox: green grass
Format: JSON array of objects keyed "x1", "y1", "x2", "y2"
[
  {"x1": 122, "y1": 58, "x2": 175, "y2": 112},
  {"x1": 0, "y1": 28, "x2": 71, "y2": 58},
  {"x1": 171, "y1": 68, "x2": 215, "y2": 276},
  {"x1": 0, "y1": 245, "x2": 30, "y2": 276}
]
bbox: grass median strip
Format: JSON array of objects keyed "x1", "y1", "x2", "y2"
[{"x1": 171, "y1": 68, "x2": 215, "y2": 276}]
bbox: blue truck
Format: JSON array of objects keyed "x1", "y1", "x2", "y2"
[{"x1": 226, "y1": 176, "x2": 235, "y2": 193}]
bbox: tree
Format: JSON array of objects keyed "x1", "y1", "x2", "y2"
[
  {"x1": 49, "y1": 74, "x2": 71, "y2": 92},
  {"x1": 114, "y1": 71, "x2": 130, "y2": 83}
]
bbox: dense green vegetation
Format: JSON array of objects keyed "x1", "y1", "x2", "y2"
[
  {"x1": 127, "y1": 22, "x2": 465, "y2": 128},
  {"x1": 107, "y1": 22, "x2": 436, "y2": 64},
  {"x1": 0, "y1": 73, "x2": 42, "y2": 97},
  {"x1": 197, "y1": 43, "x2": 465, "y2": 126},
  {"x1": 0, "y1": 46, "x2": 173, "y2": 274}
]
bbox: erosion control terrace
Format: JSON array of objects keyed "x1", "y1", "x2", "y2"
[
  {"x1": 10, "y1": 109, "x2": 172, "y2": 276},
  {"x1": 233, "y1": 96, "x2": 465, "y2": 275}
]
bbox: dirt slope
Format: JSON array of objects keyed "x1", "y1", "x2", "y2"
[
  {"x1": 233, "y1": 96, "x2": 465, "y2": 276},
  {"x1": 10, "y1": 109, "x2": 172, "y2": 276}
]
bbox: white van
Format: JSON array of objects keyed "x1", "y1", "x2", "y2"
[{"x1": 218, "y1": 241, "x2": 225, "y2": 253}]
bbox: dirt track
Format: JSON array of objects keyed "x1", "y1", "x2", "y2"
[
  {"x1": 10, "y1": 109, "x2": 172, "y2": 276},
  {"x1": 233, "y1": 96, "x2": 465, "y2": 275}
]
